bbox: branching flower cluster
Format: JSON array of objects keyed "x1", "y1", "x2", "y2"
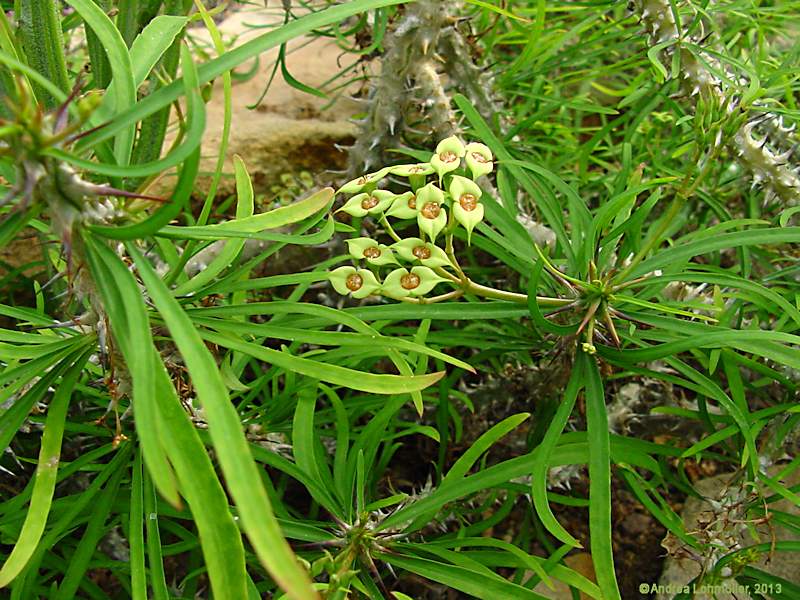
[{"x1": 331, "y1": 136, "x2": 493, "y2": 302}]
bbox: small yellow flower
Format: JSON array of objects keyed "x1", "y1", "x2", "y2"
[
  {"x1": 416, "y1": 183, "x2": 448, "y2": 242},
  {"x1": 382, "y1": 266, "x2": 447, "y2": 298},
  {"x1": 464, "y1": 142, "x2": 494, "y2": 179},
  {"x1": 448, "y1": 175, "x2": 484, "y2": 244},
  {"x1": 392, "y1": 238, "x2": 451, "y2": 268},
  {"x1": 336, "y1": 190, "x2": 395, "y2": 217},
  {"x1": 430, "y1": 136, "x2": 466, "y2": 179},
  {"x1": 329, "y1": 266, "x2": 381, "y2": 299},
  {"x1": 346, "y1": 237, "x2": 399, "y2": 266}
]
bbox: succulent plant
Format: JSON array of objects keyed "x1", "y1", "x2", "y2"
[
  {"x1": 345, "y1": 1, "x2": 499, "y2": 177},
  {"x1": 632, "y1": 0, "x2": 800, "y2": 205}
]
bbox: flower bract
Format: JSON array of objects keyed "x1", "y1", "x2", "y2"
[
  {"x1": 346, "y1": 237, "x2": 398, "y2": 265},
  {"x1": 449, "y1": 175, "x2": 484, "y2": 243},
  {"x1": 336, "y1": 190, "x2": 395, "y2": 217},
  {"x1": 392, "y1": 238, "x2": 451, "y2": 268},
  {"x1": 465, "y1": 142, "x2": 494, "y2": 179},
  {"x1": 430, "y1": 136, "x2": 466, "y2": 178},
  {"x1": 385, "y1": 191, "x2": 418, "y2": 219},
  {"x1": 329, "y1": 266, "x2": 381, "y2": 299},
  {"x1": 382, "y1": 266, "x2": 447, "y2": 298}
]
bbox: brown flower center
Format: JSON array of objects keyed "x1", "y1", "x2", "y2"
[
  {"x1": 412, "y1": 245, "x2": 432, "y2": 260},
  {"x1": 459, "y1": 193, "x2": 479, "y2": 212},
  {"x1": 407, "y1": 195, "x2": 417, "y2": 209},
  {"x1": 409, "y1": 165, "x2": 425, "y2": 173},
  {"x1": 439, "y1": 151, "x2": 458, "y2": 163},
  {"x1": 363, "y1": 246, "x2": 381, "y2": 259},
  {"x1": 345, "y1": 273, "x2": 363, "y2": 291},
  {"x1": 471, "y1": 151, "x2": 490, "y2": 164},
  {"x1": 421, "y1": 202, "x2": 441, "y2": 219},
  {"x1": 361, "y1": 195, "x2": 379, "y2": 210},
  {"x1": 401, "y1": 273, "x2": 421, "y2": 290}
]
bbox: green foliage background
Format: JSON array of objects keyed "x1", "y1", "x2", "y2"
[{"x1": 1, "y1": 1, "x2": 799, "y2": 599}]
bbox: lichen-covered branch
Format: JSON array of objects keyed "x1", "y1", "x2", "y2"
[{"x1": 347, "y1": 1, "x2": 498, "y2": 176}]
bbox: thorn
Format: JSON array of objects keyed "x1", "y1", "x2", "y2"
[
  {"x1": 54, "y1": 73, "x2": 85, "y2": 134},
  {"x1": 421, "y1": 37, "x2": 431, "y2": 55}
]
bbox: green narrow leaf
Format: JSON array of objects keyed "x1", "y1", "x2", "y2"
[
  {"x1": 93, "y1": 14, "x2": 188, "y2": 122},
  {"x1": 85, "y1": 235, "x2": 250, "y2": 600},
  {"x1": 292, "y1": 387, "x2": 340, "y2": 515},
  {"x1": 189, "y1": 187, "x2": 334, "y2": 235},
  {"x1": 143, "y1": 467, "x2": 170, "y2": 600},
  {"x1": 54, "y1": 460, "x2": 126, "y2": 600},
  {"x1": 65, "y1": 0, "x2": 136, "y2": 164},
  {"x1": 531, "y1": 363, "x2": 583, "y2": 548},
  {"x1": 129, "y1": 452, "x2": 146, "y2": 600},
  {"x1": 199, "y1": 329, "x2": 445, "y2": 395},
  {"x1": 173, "y1": 155, "x2": 255, "y2": 296},
  {"x1": 580, "y1": 351, "x2": 621, "y2": 600},
  {"x1": 83, "y1": 235, "x2": 180, "y2": 506},
  {"x1": 376, "y1": 551, "x2": 548, "y2": 600},
  {"x1": 0, "y1": 351, "x2": 90, "y2": 588},
  {"x1": 128, "y1": 2, "x2": 188, "y2": 181},
  {"x1": 128, "y1": 243, "x2": 318, "y2": 600}
]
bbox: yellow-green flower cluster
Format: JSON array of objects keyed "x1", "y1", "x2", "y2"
[
  {"x1": 330, "y1": 137, "x2": 494, "y2": 300},
  {"x1": 329, "y1": 238, "x2": 448, "y2": 299},
  {"x1": 335, "y1": 136, "x2": 493, "y2": 242}
]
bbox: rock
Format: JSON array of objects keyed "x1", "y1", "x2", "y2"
[
  {"x1": 166, "y1": 4, "x2": 360, "y2": 199},
  {"x1": 657, "y1": 469, "x2": 800, "y2": 599}
]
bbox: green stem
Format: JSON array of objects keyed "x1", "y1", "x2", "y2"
[
  {"x1": 615, "y1": 143, "x2": 721, "y2": 283},
  {"x1": 380, "y1": 214, "x2": 402, "y2": 243},
  {"x1": 445, "y1": 232, "x2": 467, "y2": 282},
  {"x1": 18, "y1": 0, "x2": 70, "y2": 109}
]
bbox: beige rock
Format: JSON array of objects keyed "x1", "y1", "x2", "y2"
[{"x1": 163, "y1": 3, "x2": 361, "y2": 198}]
